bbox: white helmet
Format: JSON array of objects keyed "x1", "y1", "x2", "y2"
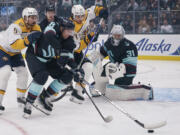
[
  {"x1": 110, "y1": 25, "x2": 125, "y2": 46},
  {"x1": 22, "y1": 7, "x2": 38, "y2": 19},
  {"x1": 71, "y1": 5, "x2": 85, "y2": 18}
]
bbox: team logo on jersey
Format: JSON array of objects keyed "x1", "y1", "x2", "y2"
[
  {"x1": 42, "y1": 45, "x2": 55, "y2": 57},
  {"x1": 2, "y1": 56, "x2": 8, "y2": 61},
  {"x1": 19, "y1": 22, "x2": 24, "y2": 27}
]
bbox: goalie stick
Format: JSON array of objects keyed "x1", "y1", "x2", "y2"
[{"x1": 82, "y1": 80, "x2": 167, "y2": 130}]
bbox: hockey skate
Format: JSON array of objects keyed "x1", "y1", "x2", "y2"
[
  {"x1": 37, "y1": 90, "x2": 53, "y2": 114},
  {"x1": 17, "y1": 97, "x2": 26, "y2": 108},
  {"x1": 23, "y1": 101, "x2": 32, "y2": 119},
  {"x1": 89, "y1": 82, "x2": 101, "y2": 97},
  {"x1": 0, "y1": 105, "x2": 5, "y2": 114},
  {"x1": 70, "y1": 88, "x2": 85, "y2": 104}
]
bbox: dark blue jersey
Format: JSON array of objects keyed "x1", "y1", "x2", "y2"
[
  {"x1": 100, "y1": 37, "x2": 138, "y2": 77},
  {"x1": 27, "y1": 22, "x2": 76, "y2": 66}
]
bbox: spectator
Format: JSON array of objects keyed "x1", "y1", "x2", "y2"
[
  {"x1": 147, "y1": 0, "x2": 157, "y2": 10},
  {"x1": 150, "y1": 20, "x2": 158, "y2": 33},
  {"x1": 147, "y1": 13, "x2": 155, "y2": 28},
  {"x1": 161, "y1": 19, "x2": 174, "y2": 33},
  {"x1": 113, "y1": 13, "x2": 123, "y2": 25},
  {"x1": 139, "y1": 0, "x2": 148, "y2": 10},
  {"x1": 57, "y1": 5, "x2": 71, "y2": 17},
  {"x1": 123, "y1": 14, "x2": 133, "y2": 33},
  {"x1": 99, "y1": 19, "x2": 108, "y2": 34},
  {"x1": 84, "y1": 0, "x2": 95, "y2": 8},
  {"x1": 73, "y1": 0, "x2": 83, "y2": 5},
  {"x1": 62, "y1": 0, "x2": 72, "y2": 7},
  {"x1": 87, "y1": 20, "x2": 96, "y2": 33},
  {"x1": 0, "y1": 20, "x2": 7, "y2": 31},
  {"x1": 127, "y1": 0, "x2": 139, "y2": 11},
  {"x1": 138, "y1": 19, "x2": 150, "y2": 33},
  {"x1": 95, "y1": 0, "x2": 103, "y2": 6}
]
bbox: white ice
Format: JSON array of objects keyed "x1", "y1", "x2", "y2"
[{"x1": 0, "y1": 60, "x2": 180, "y2": 135}]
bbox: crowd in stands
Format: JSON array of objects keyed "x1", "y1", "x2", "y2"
[{"x1": 0, "y1": 0, "x2": 180, "y2": 34}]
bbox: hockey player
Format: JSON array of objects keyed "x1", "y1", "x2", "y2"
[
  {"x1": 0, "y1": 7, "x2": 40, "y2": 114},
  {"x1": 89, "y1": 25, "x2": 153, "y2": 100},
  {"x1": 69, "y1": 4, "x2": 108, "y2": 104},
  {"x1": 39, "y1": 4, "x2": 59, "y2": 32},
  {"x1": 23, "y1": 18, "x2": 84, "y2": 118}
]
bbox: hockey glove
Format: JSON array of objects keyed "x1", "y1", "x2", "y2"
[
  {"x1": 73, "y1": 68, "x2": 85, "y2": 83},
  {"x1": 24, "y1": 31, "x2": 42, "y2": 46},
  {"x1": 57, "y1": 50, "x2": 74, "y2": 67},
  {"x1": 99, "y1": 8, "x2": 108, "y2": 20},
  {"x1": 87, "y1": 32, "x2": 99, "y2": 42}
]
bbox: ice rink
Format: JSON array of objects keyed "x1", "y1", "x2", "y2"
[{"x1": 0, "y1": 60, "x2": 180, "y2": 135}]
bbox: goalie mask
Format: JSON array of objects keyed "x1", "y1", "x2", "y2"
[{"x1": 110, "y1": 25, "x2": 125, "y2": 46}]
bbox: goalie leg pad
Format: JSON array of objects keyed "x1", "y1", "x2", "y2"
[{"x1": 105, "y1": 84, "x2": 153, "y2": 100}]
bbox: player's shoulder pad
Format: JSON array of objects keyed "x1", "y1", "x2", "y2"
[
  {"x1": 62, "y1": 36, "x2": 76, "y2": 52},
  {"x1": 13, "y1": 18, "x2": 25, "y2": 32},
  {"x1": 44, "y1": 22, "x2": 57, "y2": 34},
  {"x1": 8, "y1": 23, "x2": 22, "y2": 35},
  {"x1": 124, "y1": 38, "x2": 136, "y2": 46},
  {"x1": 32, "y1": 24, "x2": 41, "y2": 32}
]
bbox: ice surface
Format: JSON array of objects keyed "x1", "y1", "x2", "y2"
[{"x1": 0, "y1": 60, "x2": 180, "y2": 135}]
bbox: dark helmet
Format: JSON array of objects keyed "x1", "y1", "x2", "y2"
[
  {"x1": 59, "y1": 17, "x2": 75, "y2": 30},
  {"x1": 46, "y1": 5, "x2": 55, "y2": 12}
]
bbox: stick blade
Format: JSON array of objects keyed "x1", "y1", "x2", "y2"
[
  {"x1": 144, "y1": 121, "x2": 167, "y2": 129},
  {"x1": 104, "y1": 115, "x2": 113, "y2": 123}
]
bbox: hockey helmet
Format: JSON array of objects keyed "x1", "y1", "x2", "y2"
[
  {"x1": 71, "y1": 4, "x2": 85, "y2": 18},
  {"x1": 22, "y1": 7, "x2": 38, "y2": 19}
]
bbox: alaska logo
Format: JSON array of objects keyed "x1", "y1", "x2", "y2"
[{"x1": 136, "y1": 38, "x2": 171, "y2": 53}]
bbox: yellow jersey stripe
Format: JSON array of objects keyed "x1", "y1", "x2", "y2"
[
  {"x1": 0, "y1": 89, "x2": 5, "y2": 95},
  {"x1": 17, "y1": 88, "x2": 27, "y2": 93}
]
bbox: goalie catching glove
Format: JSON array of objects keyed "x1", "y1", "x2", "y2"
[{"x1": 105, "y1": 62, "x2": 126, "y2": 80}]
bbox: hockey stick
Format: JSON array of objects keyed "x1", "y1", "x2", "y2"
[
  {"x1": 79, "y1": 83, "x2": 113, "y2": 123},
  {"x1": 83, "y1": 80, "x2": 167, "y2": 130},
  {"x1": 51, "y1": 85, "x2": 74, "y2": 102},
  {"x1": 77, "y1": 18, "x2": 104, "y2": 69}
]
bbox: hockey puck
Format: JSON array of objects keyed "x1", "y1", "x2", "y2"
[{"x1": 148, "y1": 130, "x2": 154, "y2": 133}]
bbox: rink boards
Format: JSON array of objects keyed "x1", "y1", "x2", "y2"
[{"x1": 87, "y1": 34, "x2": 180, "y2": 61}]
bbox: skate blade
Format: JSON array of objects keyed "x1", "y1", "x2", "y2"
[
  {"x1": 23, "y1": 113, "x2": 31, "y2": 119},
  {"x1": 69, "y1": 97, "x2": 83, "y2": 104},
  {"x1": 33, "y1": 100, "x2": 51, "y2": 115}
]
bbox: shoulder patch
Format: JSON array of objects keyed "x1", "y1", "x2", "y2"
[
  {"x1": 14, "y1": 28, "x2": 18, "y2": 34},
  {"x1": 19, "y1": 22, "x2": 24, "y2": 27}
]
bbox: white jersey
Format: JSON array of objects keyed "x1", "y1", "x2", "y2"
[
  {"x1": 71, "y1": 5, "x2": 104, "y2": 52},
  {"x1": 0, "y1": 23, "x2": 22, "y2": 53},
  {"x1": 0, "y1": 18, "x2": 41, "y2": 56}
]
